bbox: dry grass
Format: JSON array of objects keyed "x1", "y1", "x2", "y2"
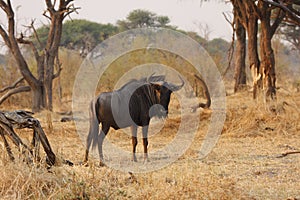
[
  {"x1": 1, "y1": 49, "x2": 300, "y2": 199},
  {"x1": 1, "y1": 88, "x2": 300, "y2": 199}
]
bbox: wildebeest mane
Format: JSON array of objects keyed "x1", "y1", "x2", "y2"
[
  {"x1": 116, "y1": 75, "x2": 166, "y2": 92},
  {"x1": 129, "y1": 83, "x2": 159, "y2": 111}
]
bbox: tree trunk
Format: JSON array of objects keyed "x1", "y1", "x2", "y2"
[
  {"x1": 247, "y1": 16, "x2": 261, "y2": 99},
  {"x1": 44, "y1": 52, "x2": 54, "y2": 111},
  {"x1": 234, "y1": 18, "x2": 246, "y2": 92},
  {"x1": 260, "y1": 23, "x2": 276, "y2": 100},
  {"x1": 44, "y1": 14, "x2": 64, "y2": 111},
  {"x1": 259, "y1": 2, "x2": 279, "y2": 100},
  {"x1": 31, "y1": 83, "x2": 45, "y2": 112},
  {"x1": 9, "y1": 40, "x2": 45, "y2": 112}
]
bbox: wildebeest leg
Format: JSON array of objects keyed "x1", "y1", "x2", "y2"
[
  {"x1": 98, "y1": 124, "x2": 110, "y2": 166},
  {"x1": 84, "y1": 130, "x2": 94, "y2": 163},
  {"x1": 131, "y1": 125, "x2": 138, "y2": 162},
  {"x1": 84, "y1": 99, "x2": 100, "y2": 164},
  {"x1": 142, "y1": 126, "x2": 149, "y2": 162}
]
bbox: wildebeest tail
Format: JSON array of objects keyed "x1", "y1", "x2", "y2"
[{"x1": 87, "y1": 98, "x2": 100, "y2": 150}]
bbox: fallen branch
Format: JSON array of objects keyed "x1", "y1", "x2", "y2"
[
  {"x1": 193, "y1": 74, "x2": 211, "y2": 109},
  {"x1": 276, "y1": 151, "x2": 300, "y2": 158},
  {"x1": 0, "y1": 77, "x2": 25, "y2": 93},
  {"x1": 0, "y1": 86, "x2": 31, "y2": 105}
]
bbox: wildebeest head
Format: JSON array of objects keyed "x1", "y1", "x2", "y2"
[{"x1": 149, "y1": 75, "x2": 185, "y2": 117}]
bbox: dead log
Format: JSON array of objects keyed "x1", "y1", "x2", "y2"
[
  {"x1": 0, "y1": 127, "x2": 14, "y2": 161},
  {"x1": 0, "y1": 110, "x2": 56, "y2": 166},
  {"x1": 191, "y1": 74, "x2": 211, "y2": 112}
]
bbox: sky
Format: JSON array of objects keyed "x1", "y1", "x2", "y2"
[{"x1": 0, "y1": 0, "x2": 233, "y2": 41}]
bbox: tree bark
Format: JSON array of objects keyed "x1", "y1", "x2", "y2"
[
  {"x1": 247, "y1": 15, "x2": 261, "y2": 99},
  {"x1": 44, "y1": 6, "x2": 65, "y2": 111},
  {"x1": 258, "y1": 2, "x2": 284, "y2": 100},
  {"x1": 234, "y1": 16, "x2": 246, "y2": 92},
  {"x1": 260, "y1": 16, "x2": 277, "y2": 100},
  {"x1": 232, "y1": 0, "x2": 261, "y2": 98}
]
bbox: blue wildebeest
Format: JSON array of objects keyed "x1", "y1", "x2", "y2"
[{"x1": 84, "y1": 75, "x2": 184, "y2": 165}]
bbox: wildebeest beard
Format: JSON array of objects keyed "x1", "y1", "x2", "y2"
[{"x1": 149, "y1": 104, "x2": 168, "y2": 119}]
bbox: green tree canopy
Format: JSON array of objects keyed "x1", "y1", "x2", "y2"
[
  {"x1": 32, "y1": 9, "x2": 229, "y2": 66},
  {"x1": 34, "y1": 19, "x2": 118, "y2": 55},
  {"x1": 117, "y1": 9, "x2": 173, "y2": 31}
]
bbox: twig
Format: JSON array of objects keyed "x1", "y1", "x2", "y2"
[
  {"x1": 27, "y1": 19, "x2": 43, "y2": 50},
  {"x1": 222, "y1": 11, "x2": 235, "y2": 78},
  {"x1": 17, "y1": 32, "x2": 41, "y2": 62},
  {"x1": 276, "y1": 151, "x2": 300, "y2": 158}
]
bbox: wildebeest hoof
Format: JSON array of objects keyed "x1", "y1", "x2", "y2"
[{"x1": 132, "y1": 155, "x2": 137, "y2": 162}]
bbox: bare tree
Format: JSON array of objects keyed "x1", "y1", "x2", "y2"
[
  {"x1": 230, "y1": 0, "x2": 299, "y2": 100},
  {"x1": 194, "y1": 21, "x2": 212, "y2": 41},
  {"x1": 0, "y1": 0, "x2": 78, "y2": 112}
]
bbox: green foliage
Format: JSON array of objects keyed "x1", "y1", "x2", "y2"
[
  {"x1": 206, "y1": 38, "x2": 230, "y2": 70},
  {"x1": 117, "y1": 9, "x2": 173, "y2": 31},
  {"x1": 185, "y1": 31, "x2": 207, "y2": 46},
  {"x1": 31, "y1": 9, "x2": 230, "y2": 70},
  {"x1": 156, "y1": 16, "x2": 171, "y2": 27},
  {"x1": 24, "y1": 9, "x2": 233, "y2": 84},
  {"x1": 34, "y1": 19, "x2": 118, "y2": 53},
  {"x1": 33, "y1": 26, "x2": 49, "y2": 49},
  {"x1": 61, "y1": 19, "x2": 118, "y2": 49},
  {"x1": 127, "y1": 9, "x2": 156, "y2": 27},
  {"x1": 207, "y1": 38, "x2": 230, "y2": 54}
]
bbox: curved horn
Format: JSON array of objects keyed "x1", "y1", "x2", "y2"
[
  {"x1": 148, "y1": 74, "x2": 166, "y2": 83},
  {"x1": 147, "y1": 73, "x2": 156, "y2": 82},
  {"x1": 168, "y1": 76, "x2": 185, "y2": 91}
]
